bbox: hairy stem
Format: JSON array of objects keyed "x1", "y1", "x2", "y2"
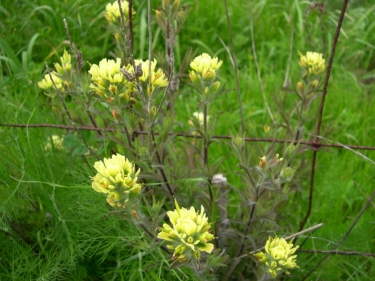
[
  {"x1": 45, "y1": 63, "x2": 99, "y2": 160},
  {"x1": 150, "y1": 129, "x2": 174, "y2": 198}
]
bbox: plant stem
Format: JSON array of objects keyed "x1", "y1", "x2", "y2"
[
  {"x1": 45, "y1": 63, "x2": 99, "y2": 160},
  {"x1": 238, "y1": 184, "x2": 259, "y2": 257},
  {"x1": 203, "y1": 104, "x2": 213, "y2": 206},
  {"x1": 150, "y1": 129, "x2": 174, "y2": 198}
]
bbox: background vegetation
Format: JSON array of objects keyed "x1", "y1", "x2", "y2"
[{"x1": 1, "y1": 0, "x2": 375, "y2": 280}]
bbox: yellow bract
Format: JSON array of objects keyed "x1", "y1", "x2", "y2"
[
  {"x1": 192, "y1": 111, "x2": 208, "y2": 126},
  {"x1": 89, "y1": 58, "x2": 123, "y2": 84},
  {"x1": 124, "y1": 59, "x2": 168, "y2": 95},
  {"x1": 38, "y1": 73, "x2": 63, "y2": 90},
  {"x1": 105, "y1": 0, "x2": 135, "y2": 23},
  {"x1": 37, "y1": 50, "x2": 72, "y2": 96},
  {"x1": 54, "y1": 49, "x2": 72, "y2": 75},
  {"x1": 189, "y1": 53, "x2": 222, "y2": 82},
  {"x1": 254, "y1": 236, "x2": 298, "y2": 278},
  {"x1": 190, "y1": 53, "x2": 222, "y2": 73},
  {"x1": 44, "y1": 135, "x2": 64, "y2": 151},
  {"x1": 298, "y1": 51, "x2": 326, "y2": 75},
  {"x1": 88, "y1": 58, "x2": 134, "y2": 100},
  {"x1": 91, "y1": 154, "x2": 141, "y2": 207},
  {"x1": 157, "y1": 200, "x2": 215, "y2": 263}
]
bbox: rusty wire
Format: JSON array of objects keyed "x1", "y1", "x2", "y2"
[
  {"x1": 2, "y1": 123, "x2": 375, "y2": 151},
  {"x1": 297, "y1": 0, "x2": 349, "y2": 236}
]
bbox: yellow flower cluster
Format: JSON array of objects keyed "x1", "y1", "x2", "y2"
[
  {"x1": 88, "y1": 57, "x2": 168, "y2": 100},
  {"x1": 105, "y1": 0, "x2": 135, "y2": 23},
  {"x1": 298, "y1": 51, "x2": 326, "y2": 75},
  {"x1": 88, "y1": 58, "x2": 134, "y2": 101},
  {"x1": 189, "y1": 53, "x2": 222, "y2": 82},
  {"x1": 54, "y1": 49, "x2": 72, "y2": 75},
  {"x1": 38, "y1": 50, "x2": 72, "y2": 94},
  {"x1": 254, "y1": 236, "x2": 299, "y2": 278},
  {"x1": 124, "y1": 59, "x2": 168, "y2": 95},
  {"x1": 158, "y1": 200, "x2": 215, "y2": 263},
  {"x1": 38, "y1": 73, "x2": 64, "y2": 91},
  {"x1": 92, "y1": 154, "x2": 141, "y2": 208}
]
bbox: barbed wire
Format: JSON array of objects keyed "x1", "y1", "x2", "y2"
[{"x1": 2, "y1": 123, "x2": 375, "y2": 151}]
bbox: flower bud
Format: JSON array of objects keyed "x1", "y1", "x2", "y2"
[
  {"x1": 280, "y1": 167, "x2": 296, "y2": 182},
  {"x1": 114, "y1": 33, "x2": 121, "y2": 42},
  {"x1": 285, "y1": 143, "x2": 297, "y2": 156},
  {"x1": 202, "y1": 68, "x2": 216, "y2": 81},
  {"x1": 211, "y1": 80, "x2": 220, "y2": 92},
  {"x1": 171, "y1": 0, "x2": 180, "y2": 12},
  {"x1": 232, "y1": 135, "x2": 245, "y2": 149},
  {"x1": 155, "y1": 9, "x2": 163, "y2": 20},
  {"x1": 297, "y1": 81, "x2": 304, "y2": 93},
  {"x1": 131, "y1": 209, "x2": 139, "y2": 219},
  {"x1": 264, "y1": 124, "x2": 270, "y2": 133},
  {"x1": 150, "y1": 105, "x2": 157, "y2": 117},
  {"x1": 311, "y1": 79, "x2": 319, "y2": 88},
  {"x1": 189, "y1": 70, "x2": 200, "y2": 85},
  {"x1": 112, "y1": 109, "x2": 120, "y2": 120},
  {"x1": 139, "y1": 147, "x2": 149, "y2": 157},
  {"x1": 259, "y1": 156, "x2": 267, "y2": 169}
]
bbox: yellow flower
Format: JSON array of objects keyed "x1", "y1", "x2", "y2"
[
  {"x1": 38, "y1": 72, "x2": 64, "y2": 90},
  {"x1": 157, "y1": 200, "x2": 215, "y2": 263},
  {"x1": 54, "y1": 49, "x2": 72, "y2": 75},
  {"x1": 191, "y1": 111, "x2": 209, "y2": 126},
  {"x1": 152, "y1": 68, "x2": 168, "y2": 87},
  {"x1": 254, "y1": 236, "x2": 298, "y2": 278},
  {"x1": 298, "y1": 51, "x2": 325, "y2": 75},
  {"x1": 105, "y1": 0, "x2": 135, "y2": 23},
  {"x1": 311, "y1": 79, "x2": 319, "y2": 88},
  {"x1": 190, "y1": 53, "x2": 222, "y2": 73},
  {"x1": 89, "y1": 58, "x2": 123, "y2": 84},
  {"x1": 189, "y1": 53, "x2": 222, "y2": 83},
  {"x1": 88, "y1": 58, "x2": 134, "y2": 100},
  {"x1": 92, "y1": 154, "x2": 141, "y2": 207},
  {"x1": 44, "y1": 135, "x2": 64, "y2": 151},
  {"x1": 264, "y1": 124, "x2": 270, "y2": 133},
  {"x1": 124, "y1": 59, "x2": 168, "y2": 95},
  {"x1": 189, "y1": 70, "x2": 199, "y2": 84}
]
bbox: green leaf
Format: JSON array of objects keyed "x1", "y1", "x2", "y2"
[{"x1": 63, "y1": 134, "x2": 83, "y2": 149}]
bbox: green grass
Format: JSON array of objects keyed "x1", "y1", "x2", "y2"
[{"x1": 1, "y1": 0, "x2": 375, "y2": 280}]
